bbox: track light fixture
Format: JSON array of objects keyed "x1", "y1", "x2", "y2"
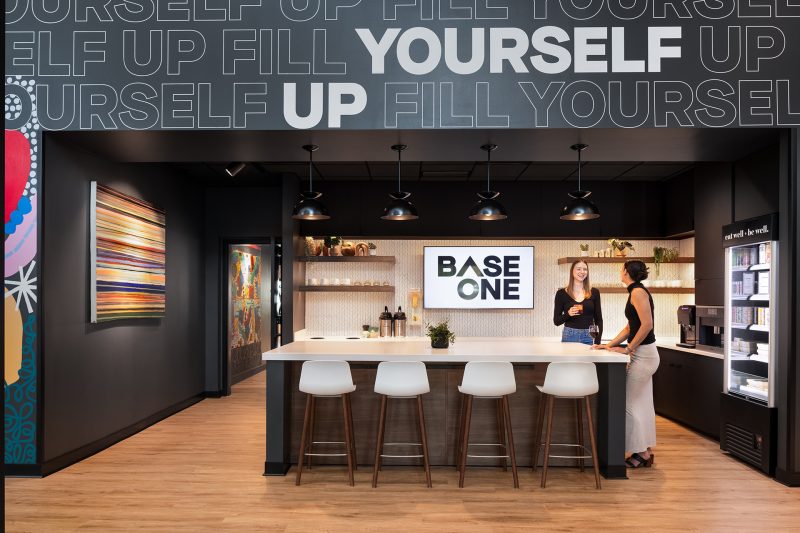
[{"x1": 225, "y1": 162, "x2": 246, "y2": 177}]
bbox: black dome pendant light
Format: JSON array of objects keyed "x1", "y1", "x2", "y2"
[
  {"x1": 560, "y1": 143, "x2": 600, "y2": 221},
  {"x1": 292, "y1": 144, "x2": 331, "y2": 220},
  {"x1": 381, "y1": 144, "x2": 418, "y2": 221},
  {"x1": 469, "y1": 143, "x2": 507, "y2": 221}
]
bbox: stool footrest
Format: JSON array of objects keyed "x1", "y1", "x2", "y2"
[
  {"x1": 380, "y1": 454, "x2": 424, "y2": 459},
  {"x1": 466, "y1": 454, "x2": 511, "y2": 459},
  {"x1": 468, "y1": 443, "x2": 507, "y2": 447},
  {"x1": 548, "y1": 454, "x2": 593, "y2": 459},
  {"x1": 384, "y1": 442, "x2": 422, "y2": 447},
  {"x1": 304, "y1": 453, "x2": 348, "y2": 457},
  {"x1": 311, "y1": 441, "x2": 345, "y2": 445}
]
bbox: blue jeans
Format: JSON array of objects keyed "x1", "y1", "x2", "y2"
[{"x1": 562, "y1": 326, "x2": 593, "y2": 346}]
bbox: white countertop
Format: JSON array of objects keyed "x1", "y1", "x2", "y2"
[
  {"x1": 655, "y1": 338, "x2": 724, "y2": 360},
  {"x1": 263, "y1": 337, "x2": 629, "y2": 363}
]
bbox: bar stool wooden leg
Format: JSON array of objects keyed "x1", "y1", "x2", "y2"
[
  {"x1": 456, "y1": 393, "x2": 467, "y2": 473},
  {"x1": 342, "y1": 395, "x2": 355, "y2": 486},
  {"x1": 372, "y1": 395, "x2": 388, "y2": 488},
  {"x1": 295, "y1": 394, "x2": 313, "y2": 486},
  {"x1": 576, "y1": 398, "x2": 585, "y2": 472},
  {"x1": 501, "y1": 395, "x2": 519, "y2": 489},
  {"x1": 307, "y1": 395, "x2": 315, "y2": 470},
  {"x1": 584, "y1": 395, "x2": 602, "y2": 489},
  {"x1": 532, "y1": 393, "x2": 546, "y2": 472},
  {"x1": 496, "y1": 398, "x2": 508, "y2": 471},
  {"x1": 540, "y1": 395, "x2": 555, "y2": 488},
  {"x1": 346, "y1": 393, "x2": 357, "y2": 470},
  {"x1": 416, "y1": 395, "x2": 432, "y2": 488},
  {"x1": 458, "y1": 395, "x2": 473, "y2": 488}
]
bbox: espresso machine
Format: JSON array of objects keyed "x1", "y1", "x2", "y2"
[
  {"x1": 696, "y1": 305, "x2": 724, "y2": 354},
  {"x1": 677, "y1": 305, "x2": 696, "y2": 348}
]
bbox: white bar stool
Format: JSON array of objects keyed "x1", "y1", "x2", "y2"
[
  {"x1": 372, "y1": 361, "x2": 432, "y2": 488},
  {"x1": 532, "y1": 362, "x2": 601, "y2": 489},
  {"x1": 295, "y1": 360, "x2": 357, "y2": 486},
  {"x1": 457, "y1": 361, "x2": 519, "y2": 489}
]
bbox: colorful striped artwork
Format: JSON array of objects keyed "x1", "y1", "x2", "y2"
[{"x1": 90, "y1": 183, "x2": 166, "y2": 322}]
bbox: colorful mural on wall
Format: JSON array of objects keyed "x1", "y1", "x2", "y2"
[
  {"x1": 91, "y1": 183, "x2": 166, "y2": 322},
  {"x1": 230, "y1": 249, "x2": 262, "y2": 350},
  {"x1": 5, "y1": 75, "x2": 40, "y2": 464}
]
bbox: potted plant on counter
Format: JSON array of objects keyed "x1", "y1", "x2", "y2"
[
  {"x1": 330, "y1": 236, "x2": 342, "y2": 256},
  {"x1": 608, "y1": 238, "x2": 634, "y2": 257},
  {"x1": 579, "y1": 243, "x2": 590, "y2": 257},
  {"x1": 426, "y1": 320, "x2": 455, "y2": 349},
  {"x1": 368, "y1": 242, "x2": 377, "y2": 256}
]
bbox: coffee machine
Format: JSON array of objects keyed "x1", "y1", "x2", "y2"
[
  {"x1": 677, "y1": 305, "x2": 696, "y2": 348},
  {"x1": 696, "y1": 305, "x2": 724, "y2": 354}
]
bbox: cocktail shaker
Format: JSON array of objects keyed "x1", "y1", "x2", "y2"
[{"x1": 379, "y1": 306, "x2": 393, "y2": 337}]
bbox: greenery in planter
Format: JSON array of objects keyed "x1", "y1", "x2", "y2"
[
  {"x1": 608, "y1": 238, "x2": 634, "y2": 255},
  {"x1": 579, "y1": 243, "x2": 590, "y2": 252},
  {"x1": 426, "y1": 320, "x2": 456, "y2": 348},
  {"x1": 368, "y1": 242, "x2": 377, "y2": 250},
  {"x1": 653, "y1": 246, "x2": 680, "y2": 275}
]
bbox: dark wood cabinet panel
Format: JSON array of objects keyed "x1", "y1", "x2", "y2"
[
  {"x1": 663, "y1": 171, "x2": 694, "y2": 236},
  {"x1": 693, "y1": 163, "x2": 732, "y2": 283},
  {"x1": 654, "y1": 348, "x2": 723, "y2": 440},
  {"x1": 696, "y1": 277, "x2": 724, "y2": 307}
]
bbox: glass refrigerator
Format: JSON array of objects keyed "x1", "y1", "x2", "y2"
[{"x1": 721, "y1": 214, "x2": 778, "y2": 475}]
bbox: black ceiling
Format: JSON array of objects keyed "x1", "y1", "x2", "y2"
[
  {"x1": 57, "y1": 127, "x2": 780, "y2": 185},
  {"x1": 174, "y1": 160, "x2": 694, "y2": 185}
]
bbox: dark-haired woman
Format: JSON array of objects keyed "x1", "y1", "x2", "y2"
[
  {"x1": 553, "y1": 260, "x2": 603, "y2": 345},
  {"x1": 593, "y1": 259, "x2": 658, "y2": 468}
]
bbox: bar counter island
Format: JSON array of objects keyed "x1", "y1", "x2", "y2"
[{"x1": 262, "y1": 337, "x2": 629, "y2": 480}]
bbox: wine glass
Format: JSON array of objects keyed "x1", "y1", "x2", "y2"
[{"x1": 589, "y1": 322, "x2": 600, "y2": 343}]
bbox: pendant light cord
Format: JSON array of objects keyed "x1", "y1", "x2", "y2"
[
  {"x1": 308, "y1": 150, "x2": 314, "y2": 192},
  {"x1": 577, "y1": 146, "x2": 582, "y2": 191},
  {"x1": 486, "y1": 148, "x2": 491, "y2": 191},
  {"x1": 397, "y1": 148, "x2": 401, "y2": 193}
]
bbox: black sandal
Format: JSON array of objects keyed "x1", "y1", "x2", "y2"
[{"x1": 625, "y1": 452, "x2": 653, "y2": 468}]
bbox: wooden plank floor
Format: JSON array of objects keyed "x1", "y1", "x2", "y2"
[{"x1": 6, "y1": 371, "x2": 800, "y2": 532}]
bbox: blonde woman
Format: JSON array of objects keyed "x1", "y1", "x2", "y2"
[
  {"x1": 553, "y1": 260, "x2": 603, "y2": 345},
  {"x1": 593, "y1": 259, "x2": 659, "y2": 468}
]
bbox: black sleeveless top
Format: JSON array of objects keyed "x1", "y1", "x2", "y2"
[{"x1": 625, "y1": 282, "x2": 656, "y2": 345}]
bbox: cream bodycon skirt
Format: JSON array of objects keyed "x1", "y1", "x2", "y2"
[{"x1": 626, "y1": 342, "x2": 660, "y2": 452}]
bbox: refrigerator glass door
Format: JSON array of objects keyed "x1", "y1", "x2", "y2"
[{"x1": 724, "y1": 241, "x2": 777, "y2": 407}]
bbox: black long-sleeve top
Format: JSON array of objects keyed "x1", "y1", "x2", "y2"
[{"x1": 553, "y1": 287, "x2": 603, "y2": 344}]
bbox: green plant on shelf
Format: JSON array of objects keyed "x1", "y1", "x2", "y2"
[
  {"x1": 653, "y1": 246, "x2": 680, "y2": 276},
  {"x1": 426, "y1": 320, "x2": 456, "y2": 349},
  {"x1": 608, "y1": 238, "x2": 634, "y2": 257}
]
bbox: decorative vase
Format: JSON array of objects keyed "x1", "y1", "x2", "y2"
[
  {"x1": 580, "y1": 250, "x2": 589, "y2": 257},
  {"x1": 614, "y1": 248, "x2": 627, "y2": 257},
  {"x1": 431, "y1": 338, "x2": 449, "y2": 349},
  {"x1": 369, "y1": 249, "x2": 377, "y2": 256},
  {"x1": 332, "y1": 244, "x2": 342, "y2": 256}
]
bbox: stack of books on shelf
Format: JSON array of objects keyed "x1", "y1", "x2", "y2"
[{"x1": 752, "y1": 343, "x2": 769, "y2": 363}]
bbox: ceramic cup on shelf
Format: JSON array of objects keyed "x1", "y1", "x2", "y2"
[
  {"x1": 333, "y1": 278, "x2": 341, "y2": 285},
  {"x1": 342, "y1": 278, "x2": 351, "y2": 286},
  {"x1": 309, "y1": 278, "x2": 319, "y2": 286},
  {"x1": 322, "y1": 278, "x2": 330, "y2": 286}
]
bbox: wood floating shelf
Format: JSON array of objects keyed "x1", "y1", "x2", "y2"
[
  {"x1": 557, "y1": 256, "x2": 694, "y2": 265},
  {"x1": 298, "y1": 256, "x2": 395, "y2": 263},
  {"x1": 299, "y1": 285, "x2": 395, "y2": 293},
  {"x1": 594, "y1": 286, "x2": 695, "y2": 294}
]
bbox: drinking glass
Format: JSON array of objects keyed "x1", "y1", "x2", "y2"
[{"x1": 589, "y1": 322, "x2": 600, "y2": 343}]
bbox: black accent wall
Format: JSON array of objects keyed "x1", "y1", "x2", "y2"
[
  {"x1": 693, "y1": 145, "x2": 780, "y2": 306},
  {"x1": 42, "y1": 137, "x2": 206, "y2": 462},
  {"x1": 203, "y1": 187, "x2": 282, "y2": 393}
]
